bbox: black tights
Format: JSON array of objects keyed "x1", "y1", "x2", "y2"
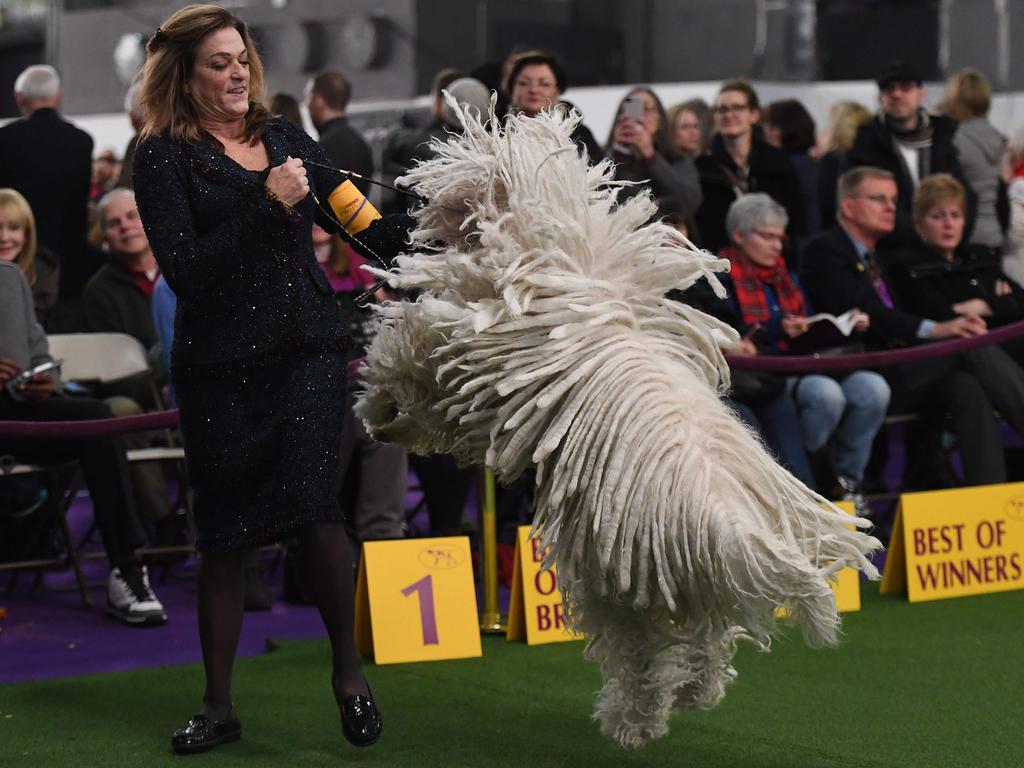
[{"x1": 197, "y1": 521, "x2": 366, "y2": 719}]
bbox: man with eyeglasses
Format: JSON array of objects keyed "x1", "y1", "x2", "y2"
[
  {"x1": 843, "y1": 61, "x2": 975, "y2": 244},
  {"x1": 801, "y1": 166, "x2": 1024, "y2": 490},
  {"x1": 694, "y1": 79, "x2": 805, "y2": 263}
]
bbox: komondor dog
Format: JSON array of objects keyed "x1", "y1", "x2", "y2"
[{"x1": 354, "y1": 99, "x2": 881, "y2": 749}]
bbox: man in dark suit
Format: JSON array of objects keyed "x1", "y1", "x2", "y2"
[
  {"x1": 304, "y1": 70, "x2": 374, "y2": 195},
  {"x1": 801, "y1": 166, "x2": 1024, "y2": 488},
  {"x1": 0, "y1": 65, "x2": 98, "y2": 313},
  {"x1": 843, "y1": 61, "x2": 975, "y2": 244}
]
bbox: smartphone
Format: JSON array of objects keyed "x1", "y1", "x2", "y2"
[
  {"x1": 621, "y1": 94, "x2": 645, "y2": 123},
  {"x1": 612, "y1": 95, "x2": 646, "y2": 156},
  {"x1": 5, "y1": 359, "x2": 62, "y2": 397}
]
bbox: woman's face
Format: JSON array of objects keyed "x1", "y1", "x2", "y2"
[
  {"x1": 0, "y1": 206, "x2": 26, "y2": 264},
  {"x1": 188, "y1": 26, "x2": 251, "y2": 123},
  {"x1": 733, "y1": 221, "x2": 785, "y2": 268},
  {"x1": 713, "y1": 89, "x2": 758, "y2": 140},
  {"x1": 674, "y1": 109, "x2": 702, "y2": 155},
  {"x1": 510, "y1": 63, "x2": 559, "y2": 117},
  {"x1": 916, "y1": 199, "x2": 965, "y2": 255}
]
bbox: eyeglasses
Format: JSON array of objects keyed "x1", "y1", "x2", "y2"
[
  {"x1": 751, "y1": 230, "x2": 787, "y2": 245},
  {"x1": 856, "y1": 194, "x2": 899, "y2": 206},
  {"x1": 713, "y1": 103, "x2": 749, "y2": 115}
]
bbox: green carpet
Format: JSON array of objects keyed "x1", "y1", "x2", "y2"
[{"x1": 3, "y1": 584, "x2": 1022, "y2": 768}]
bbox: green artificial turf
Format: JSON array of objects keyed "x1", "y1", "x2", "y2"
[{"x1": 2, "y1": 584, "x2": 1022, "y2": 768}]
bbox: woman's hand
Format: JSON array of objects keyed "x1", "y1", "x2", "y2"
[
  {"x1": 19, "y1": 373, "x2": 55, "y2": 402},
  {"x1": 613, "y1": 117, "x2": 655, "y2": 162},
  {"x1": 952, "y1": 298, "x2": 993, "y2": 317},
  {"x1": 995, "y1": 278, "x2": 1014, "y2": 297},
  {"x1": 852, "y1": 310, "x2": 870, "y2": 332},
  {"x1": 0, "y1": 357, "x2": 18, "y2": 386},
  {"x1": 781, "y1": 315, "x2": 808, "y2": 338},
  {"x1": 265, "y1": 156, "x2": 309, "y2": 208}
]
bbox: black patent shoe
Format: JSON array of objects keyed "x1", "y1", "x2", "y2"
[
  {"x1": 335, "y1": 683, "x2": 382, "y2": 747},
  {"x1": 171, "y1": 714, "x2": 242, "y2": 755}
]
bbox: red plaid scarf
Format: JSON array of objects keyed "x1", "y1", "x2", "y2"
[{"x1": 724, "y1": 246, "x2": 805, "y2": 324}]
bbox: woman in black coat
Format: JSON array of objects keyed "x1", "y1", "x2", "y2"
[
  {"x1": 134, "y1": 5, "x2": 409, "y2": 754},
  {"x1": 893, "y1": 174, "x2": 1024, "y2": 362}
]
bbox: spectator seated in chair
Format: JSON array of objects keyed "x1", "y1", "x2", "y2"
[
  {"x1": 801, "y1": 166, "x2": 1024, "y2": 489},
  {"x1": 0, "y1": 260, "x2": 165, "y2": 625}
]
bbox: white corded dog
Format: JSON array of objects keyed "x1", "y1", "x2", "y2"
[{"x1": 355, "y1": 97, "x2": 882, "y2": 749}]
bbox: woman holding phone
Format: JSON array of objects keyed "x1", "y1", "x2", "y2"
[
  {"x1": 0, "y1": 260, "x2": 164, "y2": 625},
  {"x1": 605, "y1": 87, "x2": 702, "y2": 223}
]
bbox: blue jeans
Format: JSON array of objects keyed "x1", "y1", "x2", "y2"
[
  {"x1": 733, "y1": 393, "x2": 814, "y2": 487},
  {"x1": 789, "y1": 371, "x2": 891, "y2": 484}
]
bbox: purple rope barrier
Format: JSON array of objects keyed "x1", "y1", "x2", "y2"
[
  {"x1": 725, "y1": 318, "x2": 1024, "y2": 373},
  {"x1": 0, "y1": 409, "x2": 179, "y2": 439},
  {"x1": 0, "y1": 358, "x2": 370, "y2": 440},
  {"x1": 5, "y1": 323, "x2": 1024, "y2": 439}
]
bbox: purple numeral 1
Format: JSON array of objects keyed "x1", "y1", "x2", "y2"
[{"x1": 401, "y1": 574, "x2": 439, "y2": 645}]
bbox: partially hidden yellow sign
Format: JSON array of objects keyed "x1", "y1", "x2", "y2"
[
  {"x1": 355, "y1": 536, "x2": 482, "y2": 664},
  {"x1": 507, "y1": 526, "x2": 582, "y2": 645},
  {"x1": 880, "y1": 482, "x2": 1024, "y2": 603},
  {"x1": 832, "y1": 501, "x2": 862, "y2": 613}
]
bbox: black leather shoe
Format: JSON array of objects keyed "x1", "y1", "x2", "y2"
[
  {"x1": 336, "y1": 685, "x2": 382, "y2": 747},
  {"x1": 171, "y1": 714, "x2": 242, "y2": 755}
]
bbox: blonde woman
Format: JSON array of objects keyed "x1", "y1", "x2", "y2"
[
  {"x1": 942, "y1": 68, "x2": 1007, "y2": 250},
  {"x1": 818, "y1": 101, "x2": 872, "y2": 227},
  {"x1": 0, "y1": 188, "x2": 59, "y2": 327}
]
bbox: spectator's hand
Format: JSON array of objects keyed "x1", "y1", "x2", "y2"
[
  {"x1": 265, "y1": 156, "x2": 309, "y2": 208},
  {"x1": 19, "y1": 373, "x2": 55, "y2": 402},
  {"x1": 932, "y1": 315, "x2": 987, "y2": 339},
  {"x1": 852, "y1": 310, "x2": 870, "y2": 332},
  {"x1": 613, "y1": 117, "x2": 655, "y2": 162},
  {"x1": 995, "y1": 279, "x2": 1014, "y2": 297},
  {"x1": 952, "y1": 298, "x2": 993, "y2": 318},
  {"x1": 728, "y1": 338, "x2": 759, "y2": 357},
  {"x1": 781, "y1": 315, "x2": 809, "y2": 338},
  {"x1": 0, "y1": 357, "x2": 18, "y2": 386}
]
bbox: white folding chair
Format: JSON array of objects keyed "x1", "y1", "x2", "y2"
[{"x1": 47, "y1": 333, "x2": 193, "y2": 558}]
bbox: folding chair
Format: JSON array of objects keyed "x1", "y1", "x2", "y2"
[
  {"x1": 46, "y1": 333, "x2": 193, "y2": 558},
  {"x1": 0, "y1": 456, "x2": 92, "y2": 606}
]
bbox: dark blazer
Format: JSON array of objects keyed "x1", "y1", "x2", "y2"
[
  {"x1": 133, "y1": 118, "x2": 406, "y2": 378},
  {"x1": 891, "y1": 241, "x2": 1024, "y2": 327},
  {"x1": 846, "y1": 113, "x2": 976, "y2": 244},
  {"x1": 694, "y1": 133, "x2": 806, "y2": 257},
  {"x1": 799, "y1": 225, "x2": 922, "y2": 348},
  {"x1": 0, "y1": 108, "x2": 95, "y2": 299},
  {"x1": 316, "y1": 116, "x2": 374, "y2": 196},
  {"x1": 79, "y1": 261, "x2": 158, "y2": 349}
]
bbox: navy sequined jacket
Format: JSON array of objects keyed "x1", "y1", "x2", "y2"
[{"x1": 134, "y1": 117, "x2": 409, "y2": 378}]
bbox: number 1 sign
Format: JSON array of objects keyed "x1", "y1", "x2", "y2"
[{"x1": 355, "y1": 536, "x2": 482, "y2": 664}]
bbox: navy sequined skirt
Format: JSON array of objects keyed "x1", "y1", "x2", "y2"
[{"x1": 176, "y1": 350, "x2": 347, "y2": 553}]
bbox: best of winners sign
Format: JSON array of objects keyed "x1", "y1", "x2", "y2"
[
  {"x1": 507, "y1": 525, "x2": 582, "y2": 645},
  {"x1": 881, "y1": 483, "x2": 1024, "y2": 602}
]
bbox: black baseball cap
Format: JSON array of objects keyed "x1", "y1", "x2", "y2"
[{"x1": 877, "y1": 61, "x2": 923, "y2": 89}]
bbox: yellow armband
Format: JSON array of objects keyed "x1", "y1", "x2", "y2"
[{"x1": 327, "y1": 179, "x2": 381, "y2": 236}]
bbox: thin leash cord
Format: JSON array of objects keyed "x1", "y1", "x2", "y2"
[{"x1": 302, "y1": 159, "x2": 429, "y2": 206}]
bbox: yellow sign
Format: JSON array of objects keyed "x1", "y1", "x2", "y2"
[
  {"x1": 507, "y1": 526, "x2": 582, "y2": 644},
  {"x1": 880, "y1": 483, "x2": 1024, "y2": 603},
  {"x1": 355, "y1": 536, "x2": 482, "y2": 664},
  {"x1": 832, "y1": 501, "x2": 862, "y2": 613}
]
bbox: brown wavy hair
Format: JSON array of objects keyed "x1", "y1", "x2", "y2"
[
  {"x1": 137, "y1": 4, "x2": 270, "y2": 146},
  {"x1": 0, "y1": 188, "x2": 39, "y2": 286}
]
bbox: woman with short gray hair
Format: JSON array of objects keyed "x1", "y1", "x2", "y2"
[{"x1": 708, "y1": 193, "x2": 889, "y2": 505}]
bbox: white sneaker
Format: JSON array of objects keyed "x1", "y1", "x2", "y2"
[{"x1": 107, "y1": 565, "x2": 167, "y2": 625}]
